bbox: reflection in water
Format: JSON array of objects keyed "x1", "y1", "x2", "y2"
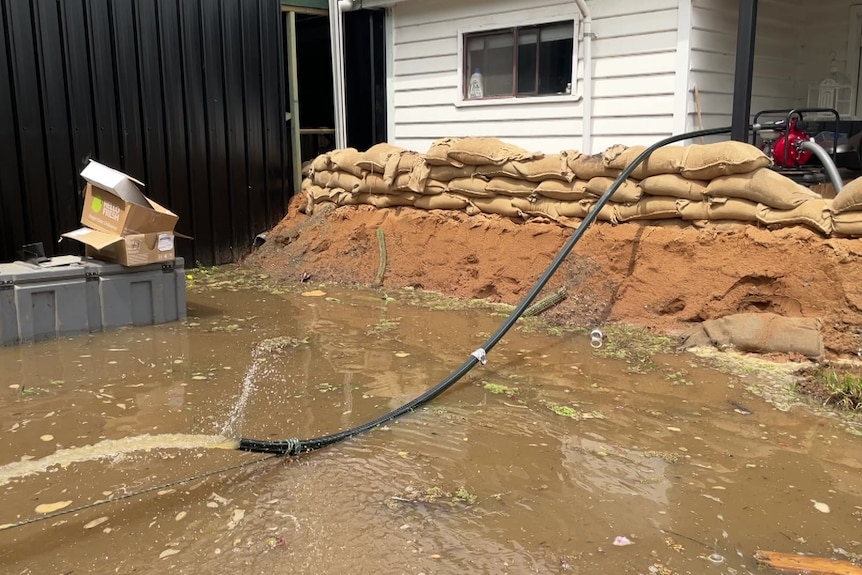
[{"x1": 0, "y1": 285, "x2": 860, "y2": 575}]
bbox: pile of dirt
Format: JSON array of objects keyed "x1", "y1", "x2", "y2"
[{"x1": 243, "y1": 194, "x2": 862, "y2": 359}]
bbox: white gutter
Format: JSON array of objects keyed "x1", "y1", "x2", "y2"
[
  {"x1": 573, "y1": 0, "x2": 592, "y2": 154},
  {"x1": 328, "y1": 0, "x2": 350, "y2": 148}
]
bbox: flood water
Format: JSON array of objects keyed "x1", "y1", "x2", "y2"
[{"x1": 1, "y1": 274, "x2": 860, "y2": 575}]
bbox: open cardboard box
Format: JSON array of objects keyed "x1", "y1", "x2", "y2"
[{"x1": 62, "y1": 161, "x2": 185, "y2": 266}]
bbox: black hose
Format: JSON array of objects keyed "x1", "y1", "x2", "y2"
[{"x1": 239, "y1": 126, "x2": 733, "y2": 456}]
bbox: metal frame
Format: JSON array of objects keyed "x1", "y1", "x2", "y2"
[{"x1": 731, "y1": 0, "x2": 758, "y2": 142}]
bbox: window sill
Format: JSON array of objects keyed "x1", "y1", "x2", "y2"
[{"x1": 454, "y1": 93, "x2": 582, "y2": 108}]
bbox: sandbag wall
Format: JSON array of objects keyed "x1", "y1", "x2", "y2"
[{"x1": 302, "y1": 137, "x2": 862, "y2": 237}]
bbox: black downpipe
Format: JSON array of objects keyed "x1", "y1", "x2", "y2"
[{"x1": 238, "y1": 126, "x2": 734, "y2": 456}]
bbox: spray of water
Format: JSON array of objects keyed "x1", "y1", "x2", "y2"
[
  {"x1": 218, "y1": 351, "x2": 263, "y2": 438},
  {"x1": 0, "y1": 433, "x2": 240, "y2": 487}
]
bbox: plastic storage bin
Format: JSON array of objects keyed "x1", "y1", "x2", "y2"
[{"x1": 0, "y1": 257, "x2": 186, "y2": 346}]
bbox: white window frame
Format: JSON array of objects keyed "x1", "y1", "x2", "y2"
[
  {"x1": 846, "y1": 4, "x2": 862, "y2": 117},
  {"x1": 455, "y1": 13, "x2": 581, "y2": 108}
]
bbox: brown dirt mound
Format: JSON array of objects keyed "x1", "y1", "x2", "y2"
[{"x1": 243, "y1": 194, "x2": 862, "y2": 359}]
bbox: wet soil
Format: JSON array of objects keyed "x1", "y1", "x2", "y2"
[
  {"x1": 245, "y1": 195, "x2": 862, "y2": 359},
  {"x1": 0, "y1": 280, "x2": 860, "y2": 574}
]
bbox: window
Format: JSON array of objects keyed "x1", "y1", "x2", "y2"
[{"x1": 463, "y1": 21, "x2": 575, "y2": 100}]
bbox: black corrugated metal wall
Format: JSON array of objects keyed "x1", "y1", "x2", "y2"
[{"x1": 0, "y1": 0, "x2": 290, "y2": 266}]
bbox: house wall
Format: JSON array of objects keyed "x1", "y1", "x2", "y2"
[
  {"x1": 688, "y1": 0, "x2": 861, "y2": 136},
  {"x1": 389, "y1": 0, "x2": 682, "y2": 154}
]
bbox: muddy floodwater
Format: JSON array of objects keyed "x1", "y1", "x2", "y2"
[{"x1": 1, "y1": 276, "x2": 861, "y2": 575}]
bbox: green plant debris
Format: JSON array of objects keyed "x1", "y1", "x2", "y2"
[
  {"x1": 482, "y1": 382, "x2": 518, "y2": 396},
  {"x1": 795, "y1": 366, "x2": 862, "y2": 412},
  {"x1": 256, "y1": 336, "x2": 309, "y2": 354},
  {"x1": 367, "y1": 317, "x2": 401, "y2": 336},
  {"x1": 662, "y1": 369, "x2": 693, "y2": 386},
  {"x1": 643, "y1": 450, "x2": 682, "y2": 464},
  {"x1": 316, "y1": 382, "x2": 339, "y2": 393},
  {"x1": 540, "y1": 400, "x2": 605, "y2": 421},
  {"x1": 591, "y1": 325, "x2": 674, "y2": 373}
]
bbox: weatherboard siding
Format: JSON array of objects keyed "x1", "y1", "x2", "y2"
[
  {"x1": 390, "y1": 0, "x2": 681, "y2": 154},
  {"x1": 689, "y1": 0, "x2": 803, "y2": 137}
]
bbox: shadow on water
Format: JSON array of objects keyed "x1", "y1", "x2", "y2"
[{"x1": 0, "y1": 281, "x2": 860, "y2": 574}]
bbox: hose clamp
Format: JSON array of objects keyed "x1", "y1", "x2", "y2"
[{"x1": 471, "y1": 348, "x2": 488, "y2": 365}]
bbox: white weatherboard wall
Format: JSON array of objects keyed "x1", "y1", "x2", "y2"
[
  {"x1": 689, "y1": 0, "x2": 814, "y2": 134},
  {"x1": 389, "y1": 0, "x2": 682, "y2": 155}
]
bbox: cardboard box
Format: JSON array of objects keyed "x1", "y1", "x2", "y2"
[
  {"x1": 79, "y1": 161, "x2": 178, "y2": 236},
  {"x1": 61, "y1": 161, "x2": 184, "y2": 267},
  {"x1": 62, "y1": 227, "x2": 176, "y2": 267}
]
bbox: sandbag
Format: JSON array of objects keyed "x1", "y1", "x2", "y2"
[
  {"x1": 677, "y1": 197, "x2": 759, "y2": 221},
  {"x1": 446, "y1": 137, "x2": 540, "y2": 166},
  {"x1": 325, "y1": 171, "x2": 363, "y2": 193},
  {"x1": 755, "y1": 199, "x2": 833, "y2": 235},
  {"x1": 468, "y1": 196, "x2": 524, "y2": 218},
  {"x1": 511, "y1": 197, "x2": 590, "y2": 219},
  {"x1": 342, "y1": 192, "x2": 417, "y2": 209},
  {"x1": 681, "y1": 142, "x2": 771, "y2": 180},
  {"x1": 361, "y1": 174, "x2": 396, "y2": 195},
  {"x1": 425, "y1": 138, "x2": 465, "y2": 167},
  {"x1": 414, "y1": 193, "x2": 470, "y2": 211},
  {"x1": 424, "y1": 179, "x2": 448, "y2": 195},
  {"x1": 705, "y1": 169, "x2": 821, "y2": 209},
  {"x1": 312, "y1": 169, "x2": 335, "y2": 188},
  {"x1": 638, "y1": 174, "x2": 708, "y2": 200},
  {"x1": 391, "y1": 173, "x2": 412, "y2": 191},
  {"x1": 311, "y1": 153, "x2": 331, "y2": 173},
  {"x1": 585, "y1": 177, "x2": 643, "y2": 204},
  {"x1": 603, "y1": 145, "x2": 687, "y2": 179},
  {"x1": 355, "y1": 143, "x2": 405, "y2": 173},
  {"x1": 329, "y1": 148, "x2": 367, "y2": 177},
  {"x1": 679, "y1": 313, "x2": 823, "y2": 359},
  {"x1": 485, "y1": 177, "x2": 537, "y2": 197},
  {"x1": 832, "y1": 176, "x2": 862, "y2": 213},
  {"x1": 564, "y1": 150, "x2": 621, "y2": 180},
  {"x1": 535, "y1": 179, "x2": 589, "y2": 201},
  {"x1": 383, "y1": 152, "x2": 423, "y2": 184},
  {"x1": 510, "y1": 155, "x2": 571, "y2": 182},
  {"x1": 831, "y1": 211, "x2": 862, "y2": 236},
  {"x1": 614, "y1": 197, "x2": 681, "y2": 222},
  {"x1": 448, "y1": 177, "x2": 493, "y2": 198},
  {"x1": 429, "y1": 165, "x2": 477, "y2": 182}
]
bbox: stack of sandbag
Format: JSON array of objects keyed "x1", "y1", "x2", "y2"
[{"x1": 300, "y1": 136, "x2": 862, "y2": 238}]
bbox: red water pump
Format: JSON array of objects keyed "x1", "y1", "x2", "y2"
[{"x1": 769, "y1": 117, "x2": 814, "y2": 168}]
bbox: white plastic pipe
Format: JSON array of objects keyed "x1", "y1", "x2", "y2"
[
  {"x1": 573, "y1": 0, "x2": 592, "y2": 154},
  {"x1": 329, "y1": 0, "x2": 348, "y2": 149}
]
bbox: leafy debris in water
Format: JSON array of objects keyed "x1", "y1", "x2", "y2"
[{"x1": 257, "y1": 336, "x2": 309, "y2": 354}]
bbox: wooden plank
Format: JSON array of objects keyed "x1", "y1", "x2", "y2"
[
  {"x1": 394, "y1": 72, "x2": 457, "y2": 92},
  {"x1": 591, "y1": 32, "x2": 676, "y2": 58},
  {"x1": 394, "y1": 101, "x2": 580, "y2": 124},
  {"x1": 593, "y1": 9, "x2": 678, "y2": 40},
  {"x1": 394, "y1": 117, "x2": 583, "y2": 139},
  {"x1": 394, "y1": 86, "x2": 459, "y2": 107},
  {"x1": 754, "y1": 550, "x2": 862, "y2": 575},
  {"x1": 592, "y1": 74, "x2": 676, "y2": 98},
  {"x1": 395, "y1": 0, "x2": 572, "y2": 29},
  {"x1": 394, "y1": 37, "x2": 456, "y2": 61},
  {"x1": 593, "y1": 52, "x2": 677, "y2": 79},
  {"x1": 394, "y1": 54, "x2": 457, "y2": 77}
]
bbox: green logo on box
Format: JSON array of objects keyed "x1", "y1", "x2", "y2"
[{"x1": 91, "y1": 196, "x2": 103, "y2": 213}]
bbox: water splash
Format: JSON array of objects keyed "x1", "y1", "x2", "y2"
[
  {"x1": 219, "y1": 349, "x2": 265, "y2": 438},
  {"x1": 0, "y1": 434, "x2": 239, "y2": 487}
]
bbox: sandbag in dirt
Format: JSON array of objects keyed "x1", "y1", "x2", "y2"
[
  {"x1": 475, "y1": 156, "x2": 571, "y2": 182},
  {"x1": 603, "y1": 144, "x2": 687, "y2": 180},
  {"x1": 585, "y1": 177, "x2": 643, "y2": 204},
  {"x1": 312, "y1": 170, "x2": 335, "y2": 188},
  {"x1": 831, "y1": 176, "x2": 862, "y2": 213},
  {"x1": 414, "y1": 193, "x2": 471, "y2": 211},
  {"x1": 638, "y1": 174, "x2": 707, "y2": 201},
  {"x1": 677, "y1": 197, "x2": 759, "y2": 221},
  {"x1": 425, "y1": 138, "x2": 466, "y2": 168},
  {"x1": 681, "y1": 142, "x2": 771, "y2": 180},
  {"x1": 329, "y1": 148, "x2": 368, "y2": 177},
  {"x1": 446, "y1": 137, "x2": 541, "y2": 166},
  {"x1": 755, "y1": 199, "x2": 833, "y2": 235},
  {"x1": 355, "y1": 143, "x2": 404, "y2": 174},
  {"x1": 467, "y1": 196, "x2": 524, "y2": 218},
  {"x1": 705, "y1": 169, "x2": 821, "y2": 210},
  {"x1": 511, "y1": 197, "x2": 591, "y2": 219},
  {"x1": 535, "y1": 179, "x2": 590, "y2": 201},
  {"x1": 563, "y1": 150, "x2": 621, "y2": 180},
  {"x1": 341, "y1": 192, "x2": 418, "y2": 209},
  {"x1": 679, "y1": 312, "x2": 823, "y2": 359},
  {"x1": 614, "y1": 196, "x2": 681, "y2": 222}
]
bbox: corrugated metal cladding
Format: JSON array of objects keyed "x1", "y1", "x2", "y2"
[{"x1": 0, "y1": 0, "x2": 290, "y2": 266}]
